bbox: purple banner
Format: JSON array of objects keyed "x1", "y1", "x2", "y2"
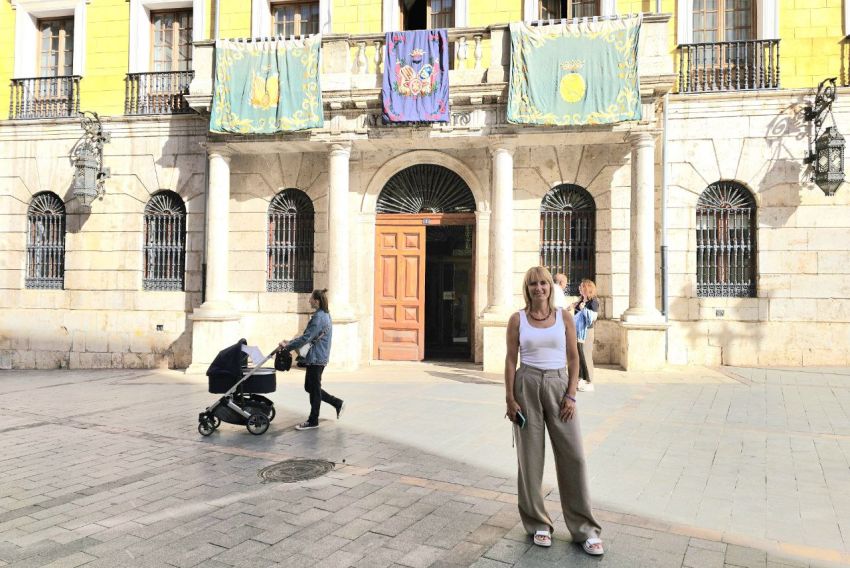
[{"x1": 382, "y1": 29, "x2": 450, "y2": 123}]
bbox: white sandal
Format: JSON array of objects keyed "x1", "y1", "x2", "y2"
[
  {"x1": 582, "y1": 537, "x2": 604, "y2": 556},
  {"x1": 533, "y1": 530, "x2": 552, "y2": 547}
]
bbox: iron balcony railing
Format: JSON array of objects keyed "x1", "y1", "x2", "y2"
[
  {"x1": 9, "y1": 76, "x2": 81, "y2": 119},
  {"x1": 678, "y1": 39, "x2": 780, "y2": 93},
  {"x1": 125, "y1": 71, "x2": 194, "y2": 115}
]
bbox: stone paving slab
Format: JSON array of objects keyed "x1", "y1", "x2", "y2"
[{"x1": 0, "y1": 364, "x2": 848, "y2": 567}]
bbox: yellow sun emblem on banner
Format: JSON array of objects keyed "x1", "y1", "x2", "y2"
[
  {"x1": 559, "y1": 60, "x2": 586, "y2": 103},
  {"x1": 250, "y1": 73, "x2": 280, "y2": 109}
]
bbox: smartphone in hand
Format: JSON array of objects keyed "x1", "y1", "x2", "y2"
[{"x1": 514, "y1": 410, "x2": 527, "y2": 429}]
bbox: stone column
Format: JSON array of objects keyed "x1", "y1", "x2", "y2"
[
  {"x1": 622, "y1": 132, "x2": 663, "y2": 323},
  {"x1": 486, "y1": 145, "x2": 514, "y2": 315},
  {"x1": 188, "y1": 148, "x2": 240, "y2": 372},
  {"x1": 482, "y1": 144, "x2": 514, "y2": 373},
  {"x1": 619, "y1": 131, "x2": 667, "y2": 372},
  {"x1": 327, "y1": 142, "x2": 353, "y2": 320}
]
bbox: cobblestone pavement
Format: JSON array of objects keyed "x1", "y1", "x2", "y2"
[{"x1": 0, "y1": 363, "x2": 848, "y2": 567}]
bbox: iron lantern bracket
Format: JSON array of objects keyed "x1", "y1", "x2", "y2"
[{"x1": 804, "y1": 77, "x2": 837, "y2": 165}]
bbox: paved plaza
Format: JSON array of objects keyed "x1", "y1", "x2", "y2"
[{"x1": 0, "y1": 362, "x2": 849, "y2": 567}]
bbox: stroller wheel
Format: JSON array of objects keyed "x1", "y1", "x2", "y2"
[
  {"x1": 198, "y1": 419, "x2": 214, "y2": 437},
  {"x1": 209, "y1": 415, "x2": 221, "y2": 429},
  {"x1": 246, "y1": 413, "x2": 270, "y2": 435},
  {"x1": 266, "y1": 406, "x2": 276, "y2": 421}
]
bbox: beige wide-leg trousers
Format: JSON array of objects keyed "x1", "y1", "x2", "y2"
[{"x1": 513, "y1": 364, "x2": 602, "y2": 541}]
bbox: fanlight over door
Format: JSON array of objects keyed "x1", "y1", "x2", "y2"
[{"x1": 376, "y1": 164, "x2": 476, "y2": 214}]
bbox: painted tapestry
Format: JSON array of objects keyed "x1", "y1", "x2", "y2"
[
  {"x1": 507, "y1": 17, "x2": 641, "y2": 126},
  {"x1": 382, "y1": 29, "x2": 450, "y2": 123},
  {"x1": 210, "y1": 37, "x2": 323, "y2": 134}
]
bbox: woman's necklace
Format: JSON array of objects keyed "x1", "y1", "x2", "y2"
[{"x1": 528, "y1": 309, "x2": 552, "y2": 322}]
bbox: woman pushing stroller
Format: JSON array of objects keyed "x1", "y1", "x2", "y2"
[{"x1": 278, "y1": 289, "x2": 345, "y2": 431}]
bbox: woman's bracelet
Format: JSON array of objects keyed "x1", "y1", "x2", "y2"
[{"x1": 564, "y1": 394, "x2": 576, "y2": 403}]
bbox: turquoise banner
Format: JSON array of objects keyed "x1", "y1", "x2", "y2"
[
  {"x1": 210, "y1": 37, "x2": 323, "y2": 134},
  {"x1": 507, "y1": 17, "x2": 641, "y2": 126}
]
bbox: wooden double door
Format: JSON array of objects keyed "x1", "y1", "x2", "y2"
[{"x1": 374, "y1": 214, "x2": 474, "y2": 361}]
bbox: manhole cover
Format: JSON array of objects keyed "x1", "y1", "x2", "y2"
[{"x1": 259, "y1": 459, "x2": 334, "y2": 483}]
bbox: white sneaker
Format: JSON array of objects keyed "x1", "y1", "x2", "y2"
[{"x1": 577, "y1": 380, "x2": 594, "y2": 392}]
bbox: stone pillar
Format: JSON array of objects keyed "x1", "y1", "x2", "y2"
[
  {"x1": 619, "y1": 131, "x2": 667, "y2": 371},
  {"x1": 326, "y1": 142, "x2": 359, "y2": 369},
  {"x1": 188, "y1": 148, "x2": 240, "y2": 372},
  {"x1": 482, "y1": 144, "x2": 514, "y2": 373},
  {"x1": 328, "y1": 142, "x2": 353, "y2": 320}
]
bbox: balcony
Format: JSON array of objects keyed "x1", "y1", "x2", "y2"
[
  {"x1": 9, "y1": 76, "x2": 81, "y2": 120},
  {"x1": 186, "y1": 15, "x2": 675, "y2": 121},
  {"x1": 125, "y1": 71, "x2": 195, "y2": 115},
  {"x1": 677, "y1": 39, "x2": 780, "y2": 93}
]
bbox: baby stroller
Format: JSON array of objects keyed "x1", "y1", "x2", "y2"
[{"x1": 198, "y1": 339, "x2": 280, "y2": 436}]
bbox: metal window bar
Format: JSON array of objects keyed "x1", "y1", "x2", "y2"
[
  {"x1": 677, "y1": 39, "x2": 780, "y2": 94},
  {"x1": 26, "y1": 210, "x2": 65, "y2": 290},
  {"x1": 143, "y1": 202, "x2": 186, "y2": 291},
  {"x1": 9, "y1": 76, "x2": 81, "y2": 119},
  {"x1": 125, "y1": 71, "x2": 194, "y2": 115},
  {"x1": 539, "y1": 209, "x2": 595, "y2": 296},
  {"x1": 696, "y1": 206, "x2": 755, "y2": 298},
  {"x1": 267, "y1": 197, "x2": 314, "y2": 293}
]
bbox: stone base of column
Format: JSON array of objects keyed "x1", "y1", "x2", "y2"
[
  {"x1": 621, "y1": 306, "x2": 665, "y2": 324},
  {"x1": 480, "y1": 313, "x2": 510, "y2": 373},
  {"x1": 326, "y1": 318, "x2": 360, "y2": 371},
  {"x1": 186, "y1": 315, "x2": 242, "y2": 374},
  {"x1": 619, "y1": 321, "x2": 669, "y2": 371}
]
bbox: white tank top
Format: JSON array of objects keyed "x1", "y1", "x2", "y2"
[{"x1": 518, "y1": 309, "x2": 567, "y2": 370}]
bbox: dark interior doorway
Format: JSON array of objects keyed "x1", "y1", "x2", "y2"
[
  {"x1": 424, "y1": 225, "x2": 473, "y2": 359},
  {"x1": 400, "y1": 0, "x2": 427, "y2": 30}
]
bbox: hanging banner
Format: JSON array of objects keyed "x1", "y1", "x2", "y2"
[
  {"x1": 382, "y1": 29, "x2": 450, "y2": 123},
  {"x1": 210, "y1": 37, "x2": 323, "y2": 134},
  {"x1": 507, "y1": 17, "x2": 641, "y2": 126}
]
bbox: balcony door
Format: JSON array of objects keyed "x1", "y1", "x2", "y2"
[
  {"x1": 537, "y1": 0, "x2": 598, "y2": 21},
  {"x1": 400, "y1": 0, "x2": 454, "y2": 30},
  {"x1": 38, "y1": 18, "x2": 73, "y2": 78},
  {"x1": 693, "y1": 0, "x2": 753, "y2": 43},
  {"x1": 272, "y1": 1, "x2": 320, "y2": 36},
  {"x1": 152, "y1": 10, "x2": 193, "y2": 72}
]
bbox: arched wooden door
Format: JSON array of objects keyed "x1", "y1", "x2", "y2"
[{"x1": 373, "y1": 165, "x2": 476, "y2": 361}]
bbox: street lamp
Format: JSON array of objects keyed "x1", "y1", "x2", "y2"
[
  {"x1": 72, "y1": 111, "x2": 110, "y2": 208},
  {"x1": 805, "y1": 78, "x2": 845, "y2": 196}
]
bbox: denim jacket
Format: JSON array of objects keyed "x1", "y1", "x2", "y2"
[
  {"x1": 288, "y1": 309, "x2": 333, "y2": 366},
  {"x1": 573, "y1": 307, "x2": 597, "y2": 343}
]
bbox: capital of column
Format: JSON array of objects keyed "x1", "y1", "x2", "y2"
[
  {"x1": 489, "y1": 144, "x2": 515, "y2": 158},
  {"x1": 627, "y1": 131, "x2": 656, "y2": 150},
  {"x1": 206, "y1": 145, "x2": 233, "y2": 161},
  {"x1": 329, "y1": 142, "x2": 352, "y2": 157}
]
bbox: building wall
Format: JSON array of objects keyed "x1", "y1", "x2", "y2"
[
  {"x1": 665, "y1": 90, "x2": 850, "y2": 366},
  {"x1": 0, "y1": 116, "x2": 208, "y2": 369},
  {"x1": 0, "y1": 1, "x2": 15, "y2": 118}
]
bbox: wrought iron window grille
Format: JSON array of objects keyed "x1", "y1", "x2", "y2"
[
  {"x1": 376, "y1": 165, "x2": 475, "y2": 214},
  {"x1": 267, "y1": 189, "x2": 315, "y2": 293},
  {"x1": 26, "y1": 192, "x2": 66, "y2": 290},
  {"x1": 539, "y1": 184, "x2": 595, "y2": 296},
  {"x1": 696, "y1": 181, "x2": 756, "y2": 298},
  {"x1": 143, "y1": 191, "x2": 187, "y2": 291}
]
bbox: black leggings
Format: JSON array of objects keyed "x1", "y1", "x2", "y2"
[{"x1": 304, "y1": 365, "x2": 341, "y2": 425}]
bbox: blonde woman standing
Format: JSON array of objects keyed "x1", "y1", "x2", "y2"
[{"x1": 504, "y1": 266, "x2": 603, "y2": 556}]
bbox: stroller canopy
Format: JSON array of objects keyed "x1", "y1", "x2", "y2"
[{"x1": 206, "y1": 339, "x2": 248, "y2": 378}]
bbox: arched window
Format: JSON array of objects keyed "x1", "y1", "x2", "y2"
[
  {"x1": 539, "y1": 184, "x2": 595, "y2": 296},
  {"x1": 143, "y1": 191, "x2": 186, "y2": 291},
  {"x1": 696, "y1": 181, "x2": 756, "y2": 297},
  {"x1": 268, "y1": 189, "x2": 314, "y2": 293},
  {"x1": 26, "y1": 192, "x2": 66, "y2": 289}
]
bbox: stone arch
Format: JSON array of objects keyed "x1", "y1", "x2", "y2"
[{"x1": 361, "y1": 150, "x2": 486, "y2": 214}]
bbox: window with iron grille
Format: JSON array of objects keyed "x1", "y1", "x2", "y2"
[
  {"x1": 143, "y1": 191, "x2": 186, "y2": 291},
  {"x1": 268, "y1": 189, "x2": 314, "y2": 293},
  {"x1": 696, "y1": 181, "x2": 756, "y2": 297},
  {"x1": 539, "y1": 184, "x2": 595, "y2": 296},
  {"x1": 26, "y1": 192, "x2": 66, "y2": 289}
]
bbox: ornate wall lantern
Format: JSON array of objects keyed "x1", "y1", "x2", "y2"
[
  {"x1": 804, "y1": 78, "x2": 845, "y2": 196},
  {"x1": 73, "y1": 111, "x2": 110, "y2": 208}
]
